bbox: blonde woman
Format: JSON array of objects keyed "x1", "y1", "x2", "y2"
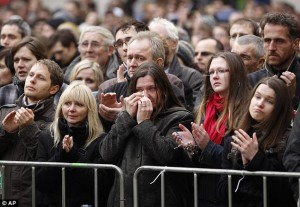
[
  {"x1": 70, "y1": 59, "x2": 104, "y2": 93},
  {"x1": 36, "y1": 81, "x2": 109, "y2": 207}
]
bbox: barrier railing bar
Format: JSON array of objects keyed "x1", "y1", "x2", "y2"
[
  {"x1": 32, "y1": 167, "x2": 36, "y2": 207},
  {"x1": 263, "y1": 176, "x2": 267, "y2": 207},
  {"x1": 193, "y1": 173, "x2": 198, "y2": 207},
  {"x1": 161, "y1": 171, "x2": 165, "y2": 207},
  {"x1": 134, "y1": 166, "x2": 300, "y2": 207},
  {"x1": 0, "y1": 161, "x2": 124, "y2": 207},
  {"x1": 134, "y1": 165, "x2": 300, "y2": 178},
  {"x1": 228, "y1": 175, "x2": 232, "y2": 207},
  {"x1": 94, "y1": 168, "x2": 98, "y2": 207},
  {"x1": 62, "y1": 167, "x2": 66, "y2": 207}
]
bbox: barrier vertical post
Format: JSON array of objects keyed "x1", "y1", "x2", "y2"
[
  {"x1": 32, "y1": 167, "x2": 36, "y2": 207},
  {"x1": 194, "y1": 173, "x2": 198, "y2": 207},
  {"x1": 161, "y1": 171, "x2": 165, "y2": 207},
  {"x1": 62, "y1": 167, "x2": 66, "y2": 207},
  {"x1": 94, "y1": 168, "x2": 98, "y2": 207},
  {"x1": 263, "y1": 176, "x2": 267, "y2": 207},
  {"x1": 228, "y1": 175, "x2": 232, "y2": 207},
  {"x1": 2, "y1": 165, "x2": 5, "y2": 200}
]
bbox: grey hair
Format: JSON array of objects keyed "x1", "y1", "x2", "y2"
[
  {"x1": 149, "y1": 17, "x2": 178, "y2": 40},
  {"x1": 236, "y1": 34, "x2": 265, "y2": 58},
  {"x1": 128, "y1": 31, "x2": 165, "y2": 63},
  {"x1": 3, "y1": 17, "x2": 31, "y2": 37},
  {"x1": 79, "y1": 25, "x2": 114, "y2": 46}
]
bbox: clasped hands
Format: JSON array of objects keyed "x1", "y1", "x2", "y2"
[
  {"x1": 123, "y1": 91, "x2": 153, "y2": 124},
  {"x1": 99, "y1": 92, "x2": 153, "y2": 124}
]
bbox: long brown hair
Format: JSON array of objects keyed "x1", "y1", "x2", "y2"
[
  {"x1": 238, "y1": 77, "x2": 293, "y2": 150},
  {"x1": 195, "y1": 51, "x2": 251, "y2": 136},
  {"x1": 127, "y1": 62, "x2": 183, "y2": 119}
]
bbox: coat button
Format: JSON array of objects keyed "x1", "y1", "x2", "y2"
[{"x1": 40, "y1": 123, "x2": 46, "y2": 129}]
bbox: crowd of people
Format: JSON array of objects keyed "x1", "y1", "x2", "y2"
[{"x1": 0, "y1": 0, "x2": 300, "y2": 206}]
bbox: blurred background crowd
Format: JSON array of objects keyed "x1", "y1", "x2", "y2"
[{"x1": 0, "y1": 0, "x2": 299, "y2": 48}]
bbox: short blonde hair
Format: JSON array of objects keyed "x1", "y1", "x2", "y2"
[
  {"x1": 52, "y1": 81, "x2": 103, "y2": 147},
  {"x1": 70, "y1": 59, "x2": 104, "y2": 89}
]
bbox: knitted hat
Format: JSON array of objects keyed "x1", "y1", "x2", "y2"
[{"x1": 177, "y1": 40, "x2": 195, "y2": 68}]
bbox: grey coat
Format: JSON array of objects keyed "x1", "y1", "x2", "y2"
[
  {"x1": 0, "y1": 95, "x2": 56, "y2": 206},
  {"x1": 99, "y1": 107, "x2": 194, "y2": 207}
]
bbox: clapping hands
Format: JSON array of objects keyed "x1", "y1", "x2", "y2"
[{"x1": 62, "y1": 135, "x2": 74, "y2": 153}]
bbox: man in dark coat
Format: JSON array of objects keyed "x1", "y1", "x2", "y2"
[
  {"x1": 248, "y1": 12, "x2": 300, "y2": 109},
  {"x1": 0, "y1": 59, "x2": 63, "y2": 206},
  {"x1": 149, "y1": 17, "x2": 203, "y2": 109}
]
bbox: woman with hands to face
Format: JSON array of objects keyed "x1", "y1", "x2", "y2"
[
  {"x1": 172, "y1": 52, "x2": 251, "y2": 206},
  {"x1": 218, "y1": 77, "x2": 296, "y2": 207},
  {"x1": 99, "y1": 62, "x2": 194, "y2": 207},
  {"x1": 36, "y1": 81, "x2": 110, "y2": 207},
  {"x1": 123, "y1": 87, "x2": 153, "y2": 124}
]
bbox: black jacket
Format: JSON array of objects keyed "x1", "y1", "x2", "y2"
[
  {"x1": 0, "y1": 95, "x2": 56, "y2": 206},
  {"x1": 169, "y1": 56, "x2": 203, "y2": 109},
  {"x1": 99, "y1": 107, "x2": 194, "y2": 207},
  {"x1": 36, "y1": 119, "x2": 111, "y2": 207},
  {"x1": 218, "y1": 130, "x2": 296, "y2": 207},
  {"x1": 248, "y1": 55, "x2": 300, "y2": 109},
  {"x1": 284, "y1": 108, "x2": 300, "y2": 201}
]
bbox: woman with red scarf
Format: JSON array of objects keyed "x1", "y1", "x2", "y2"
[{"x1": 172, "y1": 52, "x2": 251, "y2": 207}]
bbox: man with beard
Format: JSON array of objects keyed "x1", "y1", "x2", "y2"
[{"x1": 248, "y1": 12, "x2": 300, "y2": 109}]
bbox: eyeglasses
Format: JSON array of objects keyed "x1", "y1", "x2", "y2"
[
  {"x1": 195, "y1": 51, "x2": 214, "y2": 57},
  {"x1": 208, "y1": 69, "x2": 230, "y2": 76},
  {"x1": 114, "y1": 37, "x2": 132, "y2": 48},
  {"x1": 80, "y1": 41, "x2": 105, "y2": 49}
]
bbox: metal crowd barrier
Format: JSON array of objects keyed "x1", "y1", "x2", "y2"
[
  {"x1": 0, "y1": 161, "x2": 124, "y2": 207},
  {"x1": 133, "y1": 166, "x2": 300, "y2": 207}
]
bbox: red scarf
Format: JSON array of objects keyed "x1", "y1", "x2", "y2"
[{"x1": 203, "y1": 93, "x2": 227, "y2": 145}]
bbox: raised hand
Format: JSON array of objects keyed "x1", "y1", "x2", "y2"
[
  {"x1": 2, "y1": 107, "x2": 35, "y2": 133},
  {"x1": 117, "y1": 64, "x2": 127, "y2": 83},
  {"x1": 136, "y1": 96, "x2": 153, "y2": 124},
  {"x1": 2, "y1": 110, "x2": 18, "y2": 133},
  {"x1": 14, "y1": 107, "x2": 34, "y2": 128},
  {"x1": 99, "y1": 93, "x2": 123, "y2": 122},
  {"x1": 191, "y1": 122, "x2": 210, "y2": 150},
  {"x1": 172, "y1": 123, "x2": 195, "y2": 149},
  {"x1": 62, "y1": 135, "x2": 74, "y2": 153},
  {"x1": 278, "y1": 71, "x2": 296, "y2": 98},
  {"x1": 231, "y1": 129, "x2": 258, "y2": 166},
  {"x1": 124, "y1": 92, "x2": 143, "y2": 118}
]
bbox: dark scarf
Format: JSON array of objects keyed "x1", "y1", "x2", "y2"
[
  {"x1": 203, "y1": 93, "x2": 227, "y2": 144},
  {"x1": 58, "y1": 118, "x2": 89, "y2": 148}
]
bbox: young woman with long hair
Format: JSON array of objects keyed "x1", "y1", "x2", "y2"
[
  {"x1": 172, "y1": 51, "x2": 251, "y2": 206},
  {"x1": 218, "y1": 77, "x2": 296, "y2": 207}
]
